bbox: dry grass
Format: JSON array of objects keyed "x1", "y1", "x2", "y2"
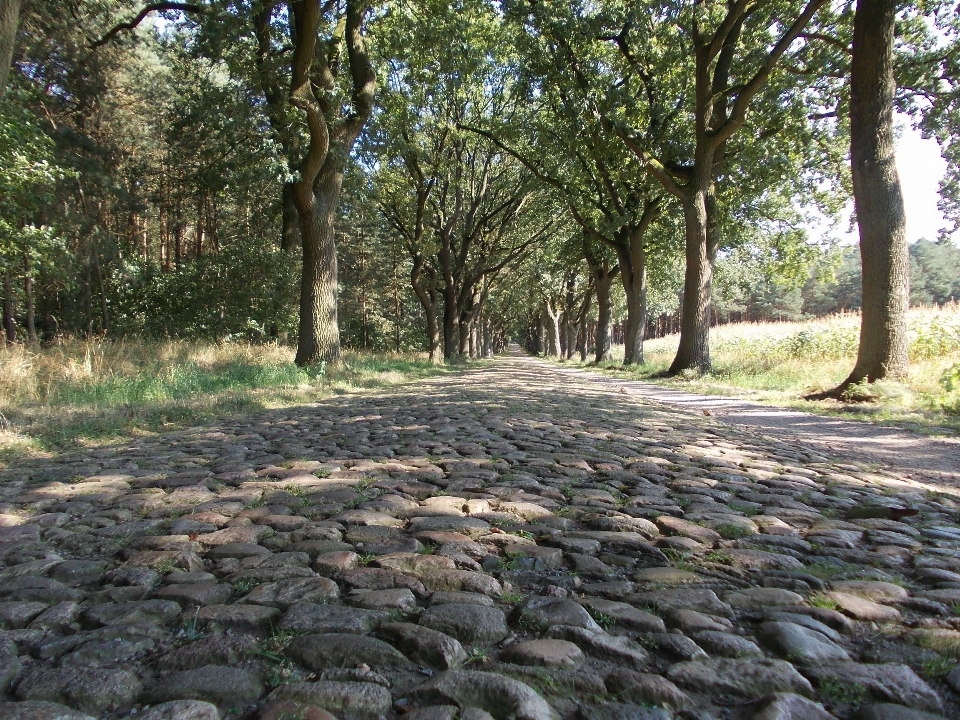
[
  {"x1": 566, "y1": 304, "x2": 960, "y2": 436},
  {"x1": 0, "y1": 339, "x2": 449, "y2": 462}
]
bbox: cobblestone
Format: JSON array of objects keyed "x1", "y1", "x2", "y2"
[{"x1": 0, "y1": 353, "x2": 958, "y2": 719}]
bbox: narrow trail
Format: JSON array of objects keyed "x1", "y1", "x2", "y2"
[
  {"x1": 0, "y1": 353, "x2": 959, "y2": 720},
  {"x1": 536, "y1": 352, "x2": 960, "y2": 490}
]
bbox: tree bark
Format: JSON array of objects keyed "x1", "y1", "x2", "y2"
[
  {"x1": 442, "y1": 285, "x2": 458, "y2": 359},
  {"x1": 458, "y1": 310, "x2": 471, "y2": 357},
  {"x1": 544, "y1": 299, "x2": 561, "y2": 357},
  {"x1": 439, "y1": 226, "x2": 460, "y2": 359},
  {"x1": 289, "y1": 0, "x2": 375, "y2": 366},
  {"x1": 295, "y1": 163, "x2": 343, "y2": 365},
  {"x1": 594, "y1": 270, "x2": 615, "y2": 363},
  {"x1": 0, "y1": 0, "x2": 21, "y2": 101},
  {"x1": 617, "y1": 219, "x2": 653, "y2": 366},
  {"x1": 844, "y1": 0, "x2": 909, "y2": 384},
  {"x1": 411, "y1": 254, "x2": 442, "y2": 363},
  {"x1": 563, "y1": 273, "x2": 577, "y2": 359},
  {"x1": 280, "y1": 182, "x2": 301, "y2": 251},
  {"x1": 577, "y1": 291, "x2": 591, "y2": 362},
  {"x1": 670, "y1": 180, "x2": 715, "y2": 373},
  {"x1": 2, "y1": 271, "x2": 14, "y2": 344}
]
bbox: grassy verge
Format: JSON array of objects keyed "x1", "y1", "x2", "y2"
[
  {"x1": 0, "y1": 339, "x2": 452, "y2": 462},
  {"x1": 552, "y1": 304, "x2": 960, "y2": 437}
]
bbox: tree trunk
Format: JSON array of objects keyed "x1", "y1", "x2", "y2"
[
  {"x1": 562, "y1": 274, "x2": 576, "y2": 359},
  {"x1": 207, "y1": 193, "x2": 219, "y2": 253},
  {"x1": 195, "y1": 195, "x2": 204, "y2": 257},
  {"x1": 619, "y1": 225, "x2": 648, "y2": 366},
  {"x1": 294, "y1": 164, "x2": 343, "y2": 366},
  {"x1": 24, "y1": 253, "x2": 35, "y2": 342},
  {"x1": 281, "y1": 182, "x2": 301, "y2": 251},
  {"x1": 844, "y1": 0, "x2": 909, "y2": 384},
  {"x1": 544, "y1": 299, "x2": 561, "y2": 357},
  {"x1": 670, "y1": 181, "x2": 715, "y2": 373},
  {"x1": 411, "y1": 256, "x2": 442, "y2": 363},
  {"x1": 174, "y1": 221, "x2": 184, "y2": 269},
  {"x1": 0, "y1": 0, "x2": 21, "y2": 101},
  {"x1": 2, "y1": 271, "x2": 14, "y2": 344},
  {"x1": 595, "y1": 272, "x2": 614, "y2": 363},
  {"x1": 458, "y1": 313, "x2": 471, "y2": 357},
  {"x1": 442, "y1": 286, "x2": 457, "y2": 358},
  {"x1": 91, "y1": 246, "x2": 109, "y2": 334},
  {"x1": 426, "y1": 309, "x2": 441, "y2": 362},
  {"x1": 578, "y1": 292, "x2": 591, "y2": 362},
  {"x1": 440, "y1": 237, "x2": 459, "y2": 359},
  {"x1": 289, "y1": 0, "x2": 374, "y2": 366}
]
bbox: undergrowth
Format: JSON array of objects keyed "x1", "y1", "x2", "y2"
[{"x1": 0, "y1": 339, "x2": 452, "y2": 461}]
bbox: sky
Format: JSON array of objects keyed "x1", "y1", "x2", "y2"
[
  {"x1": 819, "y1": 115, "x2": 957, "y2": 246},
  {"x1": 896, "y1": 119, "x2": 954, "y2": 244}
]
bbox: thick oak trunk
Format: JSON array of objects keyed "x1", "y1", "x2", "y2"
[
  {"x1": 670, "y1": 185, "x2": 715, "y2": 373},
  {"x1": 411, "y1": 256, "x2": 442, "y2": 363},
  {"x1": 294, "y1": 165, "x2": 343, "y2": 365},
  {"x1": 289, "y1": 0, "x2": 374, "y2": 366},
  {"x1": 618, "y1": 227, "x2": 648, "y2": 366},
  {"x1": 845, "y1": 0, "x2": 908, "y2": 384},
  {"x1": 595, "y1": 273, "x2": 614, "y2": 363}
]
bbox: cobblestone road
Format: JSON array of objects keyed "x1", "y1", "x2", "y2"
[{"x1": 1, "y1": 354, "x2": 959, "y2": 720}]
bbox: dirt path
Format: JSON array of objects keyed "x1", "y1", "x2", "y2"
[
  {"x1": 537, "y1": 354, "x2": 960, "y2": 489},
  {"x1": 0, "y1": 354, "x2": 959, "y2": 720}
]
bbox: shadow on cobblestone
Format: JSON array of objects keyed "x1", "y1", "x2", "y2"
[{"x1": 0, "y1": 355, "x2": 958, "y2": 720}]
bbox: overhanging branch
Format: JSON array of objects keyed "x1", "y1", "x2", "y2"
[{"x1": 90, "y1": 2, "x2": 202, "y2": 48}]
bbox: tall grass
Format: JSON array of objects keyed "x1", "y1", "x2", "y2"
[
  {"x1": 0, "y1": 339, "x2": 448, "y2": 459},
  {"x1": 578, "y1": 303, "x2": 960, "y2": 435}
]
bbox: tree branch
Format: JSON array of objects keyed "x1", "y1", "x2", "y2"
[
  {"x1": 90, "y1": 2, "x2": 201, "y2": 48},
  {"x1": 710, "y1": 0, "x2": 829, "y2": 151},
  {"x1": 799, "y1": 32, "x2": 851, "y2": 56}
]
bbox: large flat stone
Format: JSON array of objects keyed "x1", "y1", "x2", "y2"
[
  {"x1": 666, "y1": 658, "x2": 814, "y2": 699},
  {"x1": 280, "y1": 603, "x2": 385, "y2": 634},
  {"x1": 410, "y1": 670, "x2": 559, "y2": 720}
]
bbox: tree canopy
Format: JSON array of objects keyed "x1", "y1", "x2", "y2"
[{"x1": 1, "y1": 0, "x2": 958, "y2": 374}]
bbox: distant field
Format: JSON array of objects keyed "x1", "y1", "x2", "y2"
[
  {"x1": 576, "y1": 303, "x2": 960, "y2": 436},
  {"x1": 0, "y1": 340, "x2": 448, "y2": 460}
]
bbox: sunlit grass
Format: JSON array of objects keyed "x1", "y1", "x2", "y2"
[
  {"x1": 558, "y1": 304, "x2": 960, "y2": 436},
  {"x1": 0, "y1": 339, "x2": 451, "y2": 461}
]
